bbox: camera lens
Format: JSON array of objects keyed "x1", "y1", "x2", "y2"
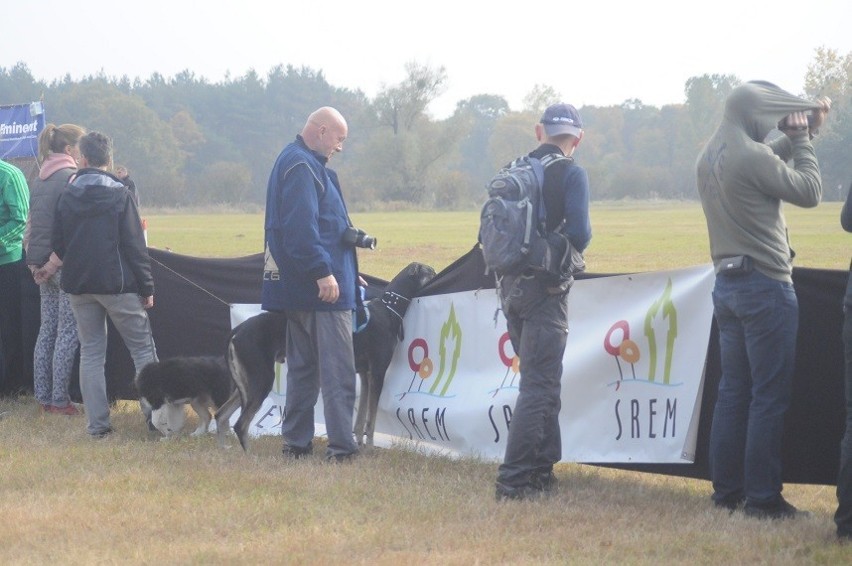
[{"x1": 342, "y1": 227, "x2": 377, "y2": 249}]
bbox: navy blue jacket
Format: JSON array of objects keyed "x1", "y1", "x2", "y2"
[
  {"x1": 262, "y1": 135, "x2": 356, "y2": 312},
  {"x1": 52, "y1": 168, "x2": 153, "y2": 296},
  {"x1": 532, "y1": 143, "x2": 592, "y2": 253}
]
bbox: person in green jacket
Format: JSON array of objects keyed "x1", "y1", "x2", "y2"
[{"x1": 0, "y1": 157, "x2": 29, "y2": 396}]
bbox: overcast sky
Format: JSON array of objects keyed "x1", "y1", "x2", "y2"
[{"x1": 3, "y1": 1, "x2": 850, "y2": 118}]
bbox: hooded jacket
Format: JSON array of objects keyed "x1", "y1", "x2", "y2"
[
  {"x1": 52, "y1": 168, "x2": 153, "y2": 296},
  {"x1": 696, "y1": 81, "x2": 822, "y2": 283},
  {"x1": 26, "y1": 153, "x2": 76, "y2": 266}
]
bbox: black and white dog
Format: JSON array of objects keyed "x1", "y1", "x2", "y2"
[
  {"x1": 215, "y1": 262, "x2": 436, "y2": 451},
  {"x1": 135, "y1": 356, "x2": 233, "y2": 439}
]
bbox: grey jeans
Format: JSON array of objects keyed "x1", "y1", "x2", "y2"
[
  {"x1": 496, "y1": 275, "x2": 570, "y2": 487},
  {"x1": 282, "y1": 309, "x2": 358, "y2": 458},
  {"x1": 69, "y1": 293, "x2": 158, "y2": 435}
]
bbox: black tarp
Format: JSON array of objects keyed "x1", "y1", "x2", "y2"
[{"x1": 65, "y1": 246, "x2": 851, "y2": 485}]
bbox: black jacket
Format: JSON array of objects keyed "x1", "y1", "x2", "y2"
[{"x1": 52, "y1": 168, "x2": 153, "y2": 296}]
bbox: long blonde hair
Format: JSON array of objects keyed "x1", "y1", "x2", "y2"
[{"x1": 37, "y1": 123, "x2": 86, "y2": 164}]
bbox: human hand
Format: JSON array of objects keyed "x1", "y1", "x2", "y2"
[
  {"x1": 317, "y1": 274, "x2": 340, "y2": 303},
  {"x1": 808, "y1": 96, "x2": 832, "y2": 132},
  {"x1": 780, "y1": 111, "x2": 809, "y2": 137},
  {"x1": 141, "y1": 295, "x2": 154, "y2": 309},
  {"x1": 33, "y1": 267, "x2": 52, "y2": 285},
  {"x1": 358, "y1": 275, "x2": 368, "y2": 287},
  {"x1": 34, "y1": 254, "x2": 62, "y2": 284}
]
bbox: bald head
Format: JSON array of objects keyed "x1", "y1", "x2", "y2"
[{"x1": 301, "y1": 106, "x2": 348, "y2": 159}]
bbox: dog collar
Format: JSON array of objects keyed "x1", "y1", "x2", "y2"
[{"x1": 381, "y1": 291, "x2": 410, "y2": 322}]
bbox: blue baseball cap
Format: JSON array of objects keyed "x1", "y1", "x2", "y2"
[{"x1": 540, "y1": 103, "x2": 583, "y2": 137}]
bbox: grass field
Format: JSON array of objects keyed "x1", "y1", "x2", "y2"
[
  {"x1": 2, "y1": 202, "x2": 850, "y2": 564},
  {"x1": 144, "y1": 201, "x2": 849, "y2": 279}
]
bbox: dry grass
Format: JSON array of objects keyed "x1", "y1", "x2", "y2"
[
  {"x1": 0, "y1": 398, "x2": 847, "y2": 565},
  {"x1": 4, "y1": 202, "x2": 850, "y2": 564}
]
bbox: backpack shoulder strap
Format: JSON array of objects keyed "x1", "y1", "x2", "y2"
[
  {"x1": 517, "y1": 156, "x2": 547, "y2": 229},
  {"x1": 538, "y1": 153, "x2": 575, "y2": 232},
  {"x1": 540, "y1": 153, "x2": 573, "y2": 169},
  {"x1": 526, "y1": 156, "x2": 545, "y2": 192}
]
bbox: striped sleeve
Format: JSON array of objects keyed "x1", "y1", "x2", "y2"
[{"x1": 0, "y1": 162, "x2": 30, "y2": 249}]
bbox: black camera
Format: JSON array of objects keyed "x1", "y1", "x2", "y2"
[
  {"x1": 342, "y1": 227, "x2": 377, "y2": 250},
  {"x1": 778, "y1": 111, "x2": 817, "y2": 132},
  {"x1": 807, "y1": 112, "x2": 816, "y2": 129}
]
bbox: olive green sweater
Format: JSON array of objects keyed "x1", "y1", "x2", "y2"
[{"x1": 696, "y1": 81, "x2": 822, "y2": 283}]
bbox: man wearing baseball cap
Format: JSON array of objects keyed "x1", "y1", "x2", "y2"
[
  {"x1": 540, "y1": 103, "x2": 584, "y2": 138},
  {"x1": 495, "y1": 103, "x2": 592, "y2": 500}
]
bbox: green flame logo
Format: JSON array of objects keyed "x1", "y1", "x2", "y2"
[
  {"x1": 428, "y1": 303, "x2": 463, "y2": 396},
  {"x1": 643, "y1": 278, "x2": 677, "y2": 384}
]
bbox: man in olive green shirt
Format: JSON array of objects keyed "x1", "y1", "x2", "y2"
[{"x1": 696, "y1": 81, "x2": 829, "y2": 520}]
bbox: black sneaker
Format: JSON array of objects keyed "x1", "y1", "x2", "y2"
[
  {"x1": 495, "y1": 482, "x2": 545, "y2": 502},
  {"x1": 327, "y1": 451, "x2": 358, "y2": 463},
  {"x1": 713, "y1": 494, "x2": 745, "y2": 512},
  {"x1": 744, "y1": 496, "x2": 810, "y2": 520},
  {"x1": 90, "y1": 427, "x2": 115, "y2": 439},
  {"x1": 282, "y1": 444, "x2": 313, "y2": 460},
  {"x1": 529, "y1": 471, "x2": 559, "y2": 494}
]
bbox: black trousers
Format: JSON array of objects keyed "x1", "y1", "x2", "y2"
[
  {"x1": 0, "y1": 256, "x2": 39, "y2": 396},
  {"x1": 496, "y1": 274, "x2": 569, "y2": 487},
  {"x1": 836, "y1": 293, "x2": 852, "y2": 536}
]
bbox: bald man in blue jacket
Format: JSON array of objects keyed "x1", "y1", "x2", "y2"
[{"x1": 262, "y1": 107, "x2": 360, "y2": 461}]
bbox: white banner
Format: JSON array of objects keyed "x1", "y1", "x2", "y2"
[{"x1": 229, "y1": 264, "x2": 715, "y2": 464}]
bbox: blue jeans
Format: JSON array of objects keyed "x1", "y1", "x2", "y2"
[
  {"x1": 835, "y1": 272, "x2": 852, "y2": 536},
  {"x1": 709, "y1": 270, "x2": 798, "y2": 506},
  {"x1": 496, "y1": 275, "x2": 569, "y2": 487}
]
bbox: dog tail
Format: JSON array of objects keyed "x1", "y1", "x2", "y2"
[{"x1": 227, "y1": 340, "x2": 248, "y2": 408}]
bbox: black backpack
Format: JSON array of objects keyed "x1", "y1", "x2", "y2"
[{"x1": 479, "y1": 153, "x2": 585, "y2": 281}]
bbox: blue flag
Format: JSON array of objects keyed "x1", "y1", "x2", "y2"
[{"x1": 0, "y1": 101, "x2": 45, "y2": 159}]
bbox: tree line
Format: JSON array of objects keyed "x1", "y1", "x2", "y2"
[{"x1": 1, "y1": 49, "x2": 850, "y2": 209}]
